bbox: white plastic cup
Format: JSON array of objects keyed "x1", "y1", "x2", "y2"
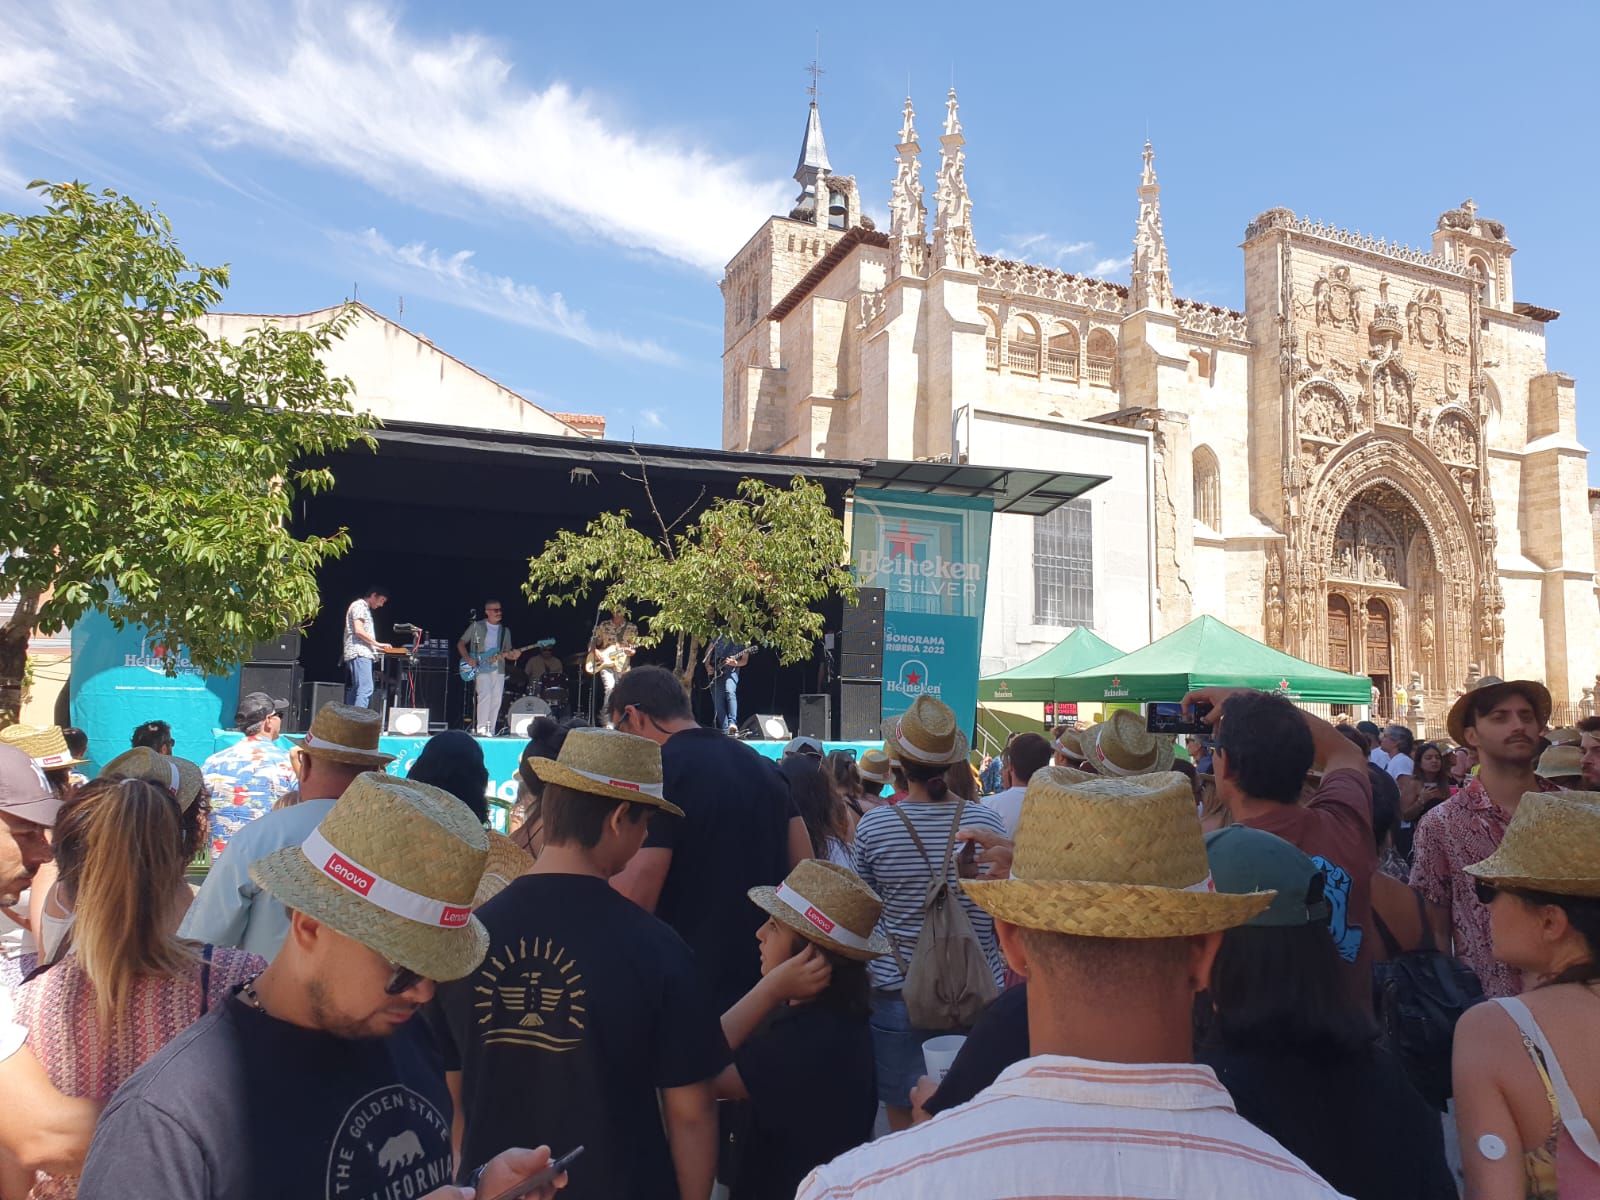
[{"x1": 922, "y1": 1035, "x2": 967, "y2": 1082}]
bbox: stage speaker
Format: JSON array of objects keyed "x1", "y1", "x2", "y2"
[
  {"x1": 844, "y1": 587, "x2": 886, "y2": 622},
  {"x1": 840, "y1": 650, "x2": 884, "y2": 679},
  {"x1": 386, "y1": 707, "x2": 430, "y2": 737},
  {"x1": 838, "y1": 679, "x2": 882, "y2": 742},
  {"x1": 739, "y1": 713, "x2": 791, "y2": 741},
  {"x1": 798, "y1": 694, "x2": 831, "y2": 740},
  {"x1": 250, "y1": 631, "x2": 303, "y2": 662},
  {"x1": 301, "y1": 681, "x2": 345, "y2": 731},
  {"x1": 239, "y1": 662, "x2": 303, "y2": 728}
]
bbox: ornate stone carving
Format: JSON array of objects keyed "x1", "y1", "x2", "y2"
[
  {"x1": 1249, "y1": 210, "x2": 1473, "y2": 275},
  {"x1": 977, "y1": 258, "x2": 1128, "y2": 314},
  {"x1": 1298, "y1": 382, "x2": 1353, "y2": 441},
  {"x1": 1175, "y1": 298, "x2": 1249, "y2": 341},
  {"x1": 932, "y1": 89, "x2": 976, "y2": 272},
  {"x1": 1131, "y1": 142, "x2": 1174, "y2": 313},
  {"x1": 1432, "y1": 410, "x2": 1477, "y2": 464},
  {"x1": 1313, "y1": 265, "x2": 1363, "y2": 330},
  {"x1": 888, "y1": 96, "x2": 927, "y2": 280},
  {"x1": 1265, "y1": 582, "x2": 1285, "y2": 649}
]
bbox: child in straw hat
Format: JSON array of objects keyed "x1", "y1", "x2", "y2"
[
  {"x1": 712, "y1": 860, "x2": 888, "y2": 1200},
  {"x1": 432, "y1": 728, "x2": 728, "y2": 1200}
]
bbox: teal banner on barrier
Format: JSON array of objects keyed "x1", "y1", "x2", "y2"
[
  {"x1": 70, "y1": 611, "x2": 240, "y2": 774},
  {"x1": 851, "y1": 487, "x2": 994, "y2": 739}
]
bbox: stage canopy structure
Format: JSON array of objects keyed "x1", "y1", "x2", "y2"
[
  {"x1": 1054, "y1": 614, "x2": 1373, "y2": 705},
  {"x1": 978, "y1": 627, "x2": 1124, "y2": 704}
]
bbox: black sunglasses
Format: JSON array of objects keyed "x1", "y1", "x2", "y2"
[
  {"x1": 384, "y1": 961, "x2": 425, "y2": 995},
  {"x1": 1474, "y1": 880, "x2": 1500, "y2": 906}
]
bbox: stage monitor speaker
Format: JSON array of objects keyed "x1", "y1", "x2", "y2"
[
  {"x1": 739, "y1": 713, "x2": 791, "y2": 741},
  {"x1": 797, "y1": 694, "x2": 831, "y2": 740},
  {"x1": 250, "y1": 631, "x2": 303, "y2": 662},
  {"x1": 840, "y1": 650, "x2": 883, "y2": 679},
  {"x1": 239, "y1": 662, "x2": 303, "y2": 729},
  {"x1": 301, "y1": 681, "x2": 345, "y2": 731},
  {"x1": 386, "y1": 707, "x2": 430, "y2": 737},
  {"x1": 838, "y1": 679, "x2": 882, "y2": 742},
  {"x1": 844, "y1": 587, "x2": 886, "y2": 621},
  {"x1": 838, "y1": 626, "x2": 883, "y2": 657}
]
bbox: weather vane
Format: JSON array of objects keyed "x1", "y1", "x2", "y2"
[{"x1": 807, "y1": 34, "x2": 823, "y2": 99}]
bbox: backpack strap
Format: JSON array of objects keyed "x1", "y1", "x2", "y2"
[
  {"x1": 937, "y1": 800, "x2": 967, "y2": 881},
  {"x1": 892, "y1": 804, "x2": 934, "y2": 871},
  {"x1": 1371, "y1": 906, "x2": 1404, "y2": 960},
  {"x1": 1495, "y1": 997, "x2": 1600, "y2": 1166},
  {"x1": 1412, "y1": 886, "x2": 1438, "y2": 954}
]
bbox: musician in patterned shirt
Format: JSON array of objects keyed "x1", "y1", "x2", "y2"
[{"x1": 589, "y1": 608, "x2": 638, "y2": 715}]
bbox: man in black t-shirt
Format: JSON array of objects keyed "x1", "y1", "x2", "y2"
[
  {"x1": 78, "y1": 773, "x2": 561, "y2": 1200},
  {"x1": 608, "y1": 666, "x2": 808, "y2": 1011},
  {"x1": 433, "y1": 727, "x2": 728, "y2": 1200}
]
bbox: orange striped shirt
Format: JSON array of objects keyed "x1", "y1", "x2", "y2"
[{"x1": 797, "y1": 1055, "x2": 1350, "y2": 1199}]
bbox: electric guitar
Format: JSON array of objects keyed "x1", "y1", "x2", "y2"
[
  {"x1": 583, "y1": 643, "x2": 633, "y2": 675},
  {"x1": 459, "y1": 643, "x2": 539, "y2": 683},
  {"x1": 704, "y1": 643, "x2": 755, "y2": 684}
]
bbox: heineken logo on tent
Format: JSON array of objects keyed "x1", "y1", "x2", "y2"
[
  {"x1": 992, "y1": 683, "x2": 1013, "y2": 699},
  {"x1": 1104, "y1": 675, "x2": 1129, "y2": 699}
]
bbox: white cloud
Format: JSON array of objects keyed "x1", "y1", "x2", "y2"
[
  {"x1": 996, "y1": 232, "x2": 1095, "y2": 263},
  {"x1": 640, "y1": 408, "x2": 666, "y2": 430},
  {"x1": 350, "y1": 228, "x2": 680, "y2": 365},
  {"x1": 8, "y1": 1, "x2": 791, "y2": 273},
  {"x1": 1088, "y1": 255, "x2": 1132, "y2": 277}
]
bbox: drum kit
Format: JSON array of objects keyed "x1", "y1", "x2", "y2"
[{"x1": 498, "y1": 642, "x2": 586, "y2": 735}]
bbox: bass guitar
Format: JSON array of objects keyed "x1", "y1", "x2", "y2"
[
  {"x1": 459, "y1": 643, "x2": 540, "y2": 683},
  {"x1": 583, "y1": 643, "x2": 632, "y2": 676},
  {"x1": 704, "y1": 643, "x2": 755, "y2": 686}
]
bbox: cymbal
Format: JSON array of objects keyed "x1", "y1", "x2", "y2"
[{"x1": 563, "y1": 652, "x2": 586, "y2": 666}]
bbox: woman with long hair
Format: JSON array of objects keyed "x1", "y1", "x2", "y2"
[
  {"x1": 781, "y1": 753, "x2": 855, "y2": 867},
  {"x1": 14, "y1": 779, "x2": 263, "y2": 1198},
  {"x1": 1202, "y1": 826, "x2": 1456, "y2": 1199},
  {"x1": 508, "y1": 716, "x2": 582, "y2": 856},
  {"x1": 826, "y1": 750, "x2": 868, "y2": 818},
  {"x1": 1453, "y1": 792, "x2": 1600, "y2": 1198},
  {"x1": 1395, "y1": 742, "x2": 1453, "y2": 864}
]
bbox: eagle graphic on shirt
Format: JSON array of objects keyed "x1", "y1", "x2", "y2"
[{"x1": 475, "y1": 936, "x2": 586, "y2": 1051}]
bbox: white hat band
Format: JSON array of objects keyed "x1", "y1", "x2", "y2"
[
  {"x1": 774, "y1": 881, "x2": 873, "y2": 951},
  {"x1": 1094, "y1": 727, "x2": 1152, "y2": 777},
  {"x1": 303, "y1": 731, "x2": 384, "y2": 756},
  {"x1": 893, "y1": 718, "x2": 957, "y2": 765},
  {"x1": 300, "y1": 827, "x2": 473, "y2": 930},
  {"x1": 34, "y1": 750, "x2": 74, "y2": 769},
  {"x1": 167, "y1": 761, "x2": 182, "y2": 791},
  {"x1": 566, "y1": 763, "x2": 665, "y2": 799}
]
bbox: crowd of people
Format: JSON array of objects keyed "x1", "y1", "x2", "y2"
[{"x1": 0, "y1": 665, "x2": 1597, "y2": 1198}]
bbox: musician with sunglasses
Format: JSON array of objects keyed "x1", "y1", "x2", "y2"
[
  {"x1": 83, "y1": 771, "x2": 568, "y2": 1200},
  {"x1": 459, "y1": 601, "x2": 524, "y2": 737}
]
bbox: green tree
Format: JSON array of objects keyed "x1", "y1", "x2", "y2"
[
  {"x1": 524, "y1": 466, "x2": 856, "y2": 690},
  {"x1": 0, "y1": 181, "x2": 374, "y2": 721}
]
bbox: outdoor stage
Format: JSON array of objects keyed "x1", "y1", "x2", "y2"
[{"x1": 210, "y1": 731, "x2": 881, "y2": 832}]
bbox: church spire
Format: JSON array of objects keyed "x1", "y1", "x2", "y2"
[
  {"x1": 889, "y1": 96, "x2": 926, "y2": 279},
  {"x1": 932, "y1": 88, "x2": 974, "y2": 272},
  {"x1": 1130, "y1": 140, "x2": 1173, "y2": 312},
  {"x1": 791, "y1": 100, "x2": 832, "y2": 228}
]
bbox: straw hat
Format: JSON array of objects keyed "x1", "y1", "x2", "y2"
[
  {"x1": 100, "y1": 747, "x2": 206, "y2": 812},
  {"x1": 530, "y1": 727, "x2": 684, "y2": 816},
  {"x1": 749, "y1": 859, "x2": 891, "y2": 961},
  {"x1": 250, "y1": 772, "x2": 489, "y2": 981},
  {"x1": 1052, "y1": 727, "x2": 1090, "y2": 763},
  {"x1": 0, "y1": 725, "x2": 88, "y2": 771},
  {"x1": 1548, "y1": 727, "x2": 1582, "y2": 748},
  {"x1": 856, "y1": 748, "x2": 893, "y2": 786},
  {"x1": 1447, "y1": 676, "x2": 1552, "y2": 747},
  {"x1": 289, "y1": 704, "x2": 396, "y2": 768},
  {"x1": 963, "y1": 769, "x2": 1273, "y2": 936},
  {"x1": 1536, "y1": 744, "x2": 1584, "y2": 781},
  {"x1": 1086, "y1": 710, "x2": 1177, "y2": 777},
  {"x1": 886, "y1": 695, "x2": 970, "y2": 767},
  {"x1": 1465, "y1": 790, "x2": 1600, "y2": 898},
  {"x1": 472, "y1": 830, "x2": 536, "y2": 909}
]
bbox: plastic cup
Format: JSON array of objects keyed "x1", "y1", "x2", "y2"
[{"x1": 922, "y1": 1035, "x2": 967, "y2": 1081}]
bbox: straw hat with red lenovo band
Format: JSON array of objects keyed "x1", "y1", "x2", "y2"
[
  {"x1": 288, "y1": 703, "x2": 396, "y2": 769},
  {"x1": 530, "y1": 727, "x2": 683, "y2": 817},
  {"x1": 0, "y1": 725, "x2": 88, "y2": 772},
  {"x1": 250, "y1": 772, "x2": 489, "y2": 982},
  {"x1": 886, "y1": 695, "x2": 970, "y2": 767},
  {"x1": 749, "y1": 859, "x2": 891, "y2": 962}
]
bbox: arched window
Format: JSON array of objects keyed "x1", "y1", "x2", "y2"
[
  {"x1": 1469, "y1": 255, "x2": 1495, "y2": 308},
  {"x1": 982, "y1": 309, "x2": 1000, "y2": 371},
  {"x1": 1085, "y1": 329, "x2": 1117, "y2": 387},
  {"x1": 1047, "y1": 325, "x2": 1079, "y2": 381},
  {"x1": 1008, "y1": 315, "x2": 1041, "y2": 376},
  {"x1": 1192, "y1": 445, "x2": 1221, "y2": 532}
]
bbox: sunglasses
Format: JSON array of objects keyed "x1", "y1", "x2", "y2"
[{"x1": 384, "y1": 961, "x2": 426, "y2": 996}]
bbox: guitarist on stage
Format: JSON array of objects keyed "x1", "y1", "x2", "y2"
[
  {"x1": 458, "y1": 600, "x2": 523, "y2": 736},
  {"x1": 703, "y1": 633, "x2": 750, "y2": 736},
  {"x1": 587, "y1": 607, "x2": 638, "y2": 712}
]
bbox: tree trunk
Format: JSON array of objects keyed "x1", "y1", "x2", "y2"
[
  {"x1": 672, "y1": 634, "x2": 703, "y2": 695},
  {"x1": 0, "y1": 589, "x2": 43, "y2": 727}
]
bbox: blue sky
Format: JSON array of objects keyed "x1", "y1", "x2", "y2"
[{"x1": 4, "y1": 1, "x2": 1597, "y2": 472}]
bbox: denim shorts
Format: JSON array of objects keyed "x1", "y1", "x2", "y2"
[{"x1": 869, "y1": 990, "x2": 946, "y2": 1107}]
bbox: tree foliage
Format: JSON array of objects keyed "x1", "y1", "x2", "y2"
[
  {"x1": 524, "y1": 468, "x2": 856, "y2": 684},
  {"x1": 0, "y1": 181, "x2": 374, "y2": 717}
]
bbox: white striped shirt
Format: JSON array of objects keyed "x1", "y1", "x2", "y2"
[
  {"x1": 797, "y1": 1055, "x2": 1351, "y2": 1200},
  {"x1": 851, "y1": 799, "x2": 1006, "y2": 992}
]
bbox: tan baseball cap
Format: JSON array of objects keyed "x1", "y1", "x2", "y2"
[{"x1": 0, "y1": 743, "x2": 62, "y2": 826}]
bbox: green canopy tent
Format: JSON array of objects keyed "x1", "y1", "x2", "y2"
[
  {"x1": 1054, "y1": 614, "x2": 1372, "y2": 705},
  {"x1": 978, "y1": 626, "x2": 1124, "y2": 704}
]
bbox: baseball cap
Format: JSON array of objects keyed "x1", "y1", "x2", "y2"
[
  {"x1": 1204, "y1": 826, "x2": 1332, "y2": 928},
  {"x1": 237, "y1": 691, "x2": 290, "y2": 727},
  {"x1": 783, "y1": 735, "x2": 824, "y2": 758},
  {"x1": 0, "y1": 743, "x2": 62, "y2": 826}
]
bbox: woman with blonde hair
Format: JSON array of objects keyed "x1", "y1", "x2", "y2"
[{"x1": 15, "y1": 779, "x2": 263, "y2": 1198}]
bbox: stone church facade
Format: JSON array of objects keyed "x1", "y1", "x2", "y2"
[{"x1": 720, "y1": 93, "x2": 1598, "y2": 722}]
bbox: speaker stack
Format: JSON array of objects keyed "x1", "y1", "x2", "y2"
[
  {"x1": 837, "y1": 587, "x2": 884, "y2": 741},
  {"x1": 241, "y1": 632, "x2": 305, "y2": 731}
]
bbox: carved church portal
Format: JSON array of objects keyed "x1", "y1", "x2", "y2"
[{"x1": 1366, "y1": 599, "x2": 1393, "y2": 713}]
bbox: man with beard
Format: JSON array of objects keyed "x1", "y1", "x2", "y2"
[
  {"x1": 1410, "y1": 677, "x2": 1555, "y2": 998},
  {"x1": 1578, "y1": 715, "x2": 1600, "y2": 789}
]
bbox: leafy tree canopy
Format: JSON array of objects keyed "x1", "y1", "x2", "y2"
[
  {"x1": 524, "y1": 470, "x2": 855, "y2": 683},
  {"x1": 0, "y1": 181, "x2": 374, "y2": 716}
]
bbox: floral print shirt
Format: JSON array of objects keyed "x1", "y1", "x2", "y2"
[{"x1": 201, "y1": 735, "x2": 297, "y2": 857}]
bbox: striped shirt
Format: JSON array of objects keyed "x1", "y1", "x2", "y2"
[
  {"x1": 851, "y1": 799, "x2": 1006, "y2": 992},
  {"x1": 797, "y1": 1055, "x2": 1351, "y2": 1199}
]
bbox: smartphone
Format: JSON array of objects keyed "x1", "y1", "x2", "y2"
[
  {"x1": 483, "y1": 1146, "x2": 585, "y2": 1200},
  {"x1": 1146, "y1": 700, "x2": 1213, "y2": 736}
]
